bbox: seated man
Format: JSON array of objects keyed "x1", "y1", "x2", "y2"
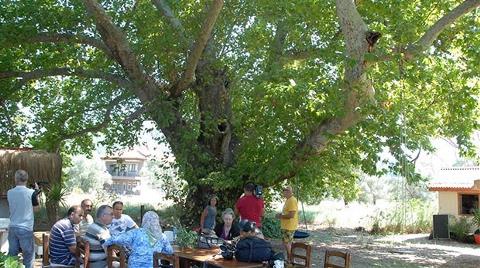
[
  {"x1": 76, "y1": 199, "x2": 94, "y2": 236},
  {"x1": 82, "y1": 205, "x2": 113, "y2": 268},
  {"x1": 109, "y1": 201, "x2": 138, "y2": 237},
  {"x1": 49, "y1": 205, "x2": 83, "y2": 266}
]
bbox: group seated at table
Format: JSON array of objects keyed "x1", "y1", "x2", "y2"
[{"x1": 47, "y1": 198, "x2": 278, "y2": 267}]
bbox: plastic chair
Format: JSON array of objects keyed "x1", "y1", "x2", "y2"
[
  {"x1": 324, "y1": 249, "x2": 351, "y2": 268},
  {"x1": 291, "y1": 242, "x2": 312, "y2": 268}
]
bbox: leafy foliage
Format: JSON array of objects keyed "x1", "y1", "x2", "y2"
[
  {"x1": 262, "y1": 210, "x2": 282, "y2": 239},
  {"x1": 176, "y1": 227, "x2": 198, "y2": 249},
  {"x1": 0, "y1": 253, "x2": 22, "y2": 268},
  {"x1": 450, "y1": 217, "x2": 472, "y2": 243}
]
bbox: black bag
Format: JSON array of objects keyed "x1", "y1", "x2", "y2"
[{"x1": 234, "y1": 237, "x2": 274, "y2": 262}]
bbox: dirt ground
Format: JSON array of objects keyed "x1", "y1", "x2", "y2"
[{"x1": 272, "y1": 226, "x2": 480, "y2": 267}]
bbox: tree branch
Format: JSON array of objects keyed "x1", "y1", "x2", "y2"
[
  {"x1": 151, "y1": 0, "x2": 188, "y2": 45},
  {"x1": 370, "y1": 0, "x2": 480, "y2": 63},
  {"x1": 12, "y1": 33, "x2": 114, "y2": 59},
  {"x1": 0, "y1": 68, "x2": 133, "y2": 88},
  {"x1": 407, "y1": 0, "x2": 480, "y2": 56},
  {"x1": 172, "y1": 0, "x2": 224, "y2": 96},
  {"x1": 82, "y1": 0, "x2": 162, "y2": 102},
  {"x1": 275, "y1": 0, "x2": 373, "y2": 183},
  {"x1": 53, "y1": 94, "x2": 135, "y2": 151}
]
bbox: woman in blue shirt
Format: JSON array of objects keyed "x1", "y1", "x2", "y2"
[{"x1": 103, "y1": 211, "x2": 173, "y2": 268}]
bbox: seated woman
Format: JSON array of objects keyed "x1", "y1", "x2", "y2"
[
  {"x1": 234, "y1": 220, "x2": 274, "y2": 262},
  {"x1": 214, "y1": 208, "x2": 240, "y2": 240},
  {"x1": 103, "y1": 211, "x2": 173, "y2": 268}
]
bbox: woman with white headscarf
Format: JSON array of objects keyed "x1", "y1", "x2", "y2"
[{"x1": 103, "y1": 211, "x2": 173, "y2": 267}]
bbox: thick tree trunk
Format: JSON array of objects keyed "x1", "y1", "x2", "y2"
[{"x1": 195, "y1": 60, "x2": 234, "y2": 167}]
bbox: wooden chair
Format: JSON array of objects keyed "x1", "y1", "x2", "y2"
[
  {"x1": 291, "y1": 242, "x2": 312, "y2": 268},
  {"x1": 153, "y1": 252, "x2": 174, "y2": 268},
  {"x1": 324, "y1": 249, "x2": 351, "y2": 268},
  {"x1": 75, "y1": 237, "x2": 90, "y2": 268},
  {"x1": 107, "y1": 244, "x2": 127, "y2": 268},
  {"x1": 42, "y1": 233, "x2": 50, "y2": 267}
]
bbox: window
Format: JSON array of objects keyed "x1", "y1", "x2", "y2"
[
  {"x1": 460, "y1": 194, "x2": 479, "y2": 215},
  {"x1": 128, "y1": 164, "x2": 137, "y2": 172}
]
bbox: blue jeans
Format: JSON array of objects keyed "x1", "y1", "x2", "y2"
[{"x1": 8, "y1": 226, "x2": 34, "y2": 268}]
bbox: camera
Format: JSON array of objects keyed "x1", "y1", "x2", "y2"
[
  {"x1": 254, "y1": 185, "x2": 263, "y2": 198},
  {"x1": 245, "y1": 182, "x2": 263, "y2": 198},
  {"x1": 29, "y1": 181, "x2": 49, "y2": 192}
]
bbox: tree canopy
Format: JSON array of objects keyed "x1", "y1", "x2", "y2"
[{"x1": 1, "y1": 0, "x2": 479, "y2": 209}]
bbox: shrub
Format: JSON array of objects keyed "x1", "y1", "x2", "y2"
[
  {"x1": 176, "y1": 227, "x2": 198, "y2": 248},
  {"x1": 262, "y1": 211, "x2": 282, "y2": 239},
  {"x1": 158, "y1": 204, "x2": 185, "y2": 227},
  {"x1": 450, "y1": 217, "x2": 472, "y2": 243},
  {"x1": 0, "y1": 253, "x2": 22, "y2": 268},
  {"x1": 298, "y1": 210, "x2": 317, "y2": 224}
]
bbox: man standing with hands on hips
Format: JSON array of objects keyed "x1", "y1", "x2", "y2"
[{"x1": 276, "y1": 185, "x2": 298, "y2": 263}]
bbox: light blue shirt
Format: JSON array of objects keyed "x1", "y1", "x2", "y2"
[
  {"x1": 104, "y1": 228, "x2": 173, "y2": 268},
  {"x1": 7, "y1": 185, "x2": 35, "y2": 231}
]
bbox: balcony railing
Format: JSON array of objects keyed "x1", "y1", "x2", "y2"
[{"x1": 107, "y1": 170, "x2": 139, "y2": 177}]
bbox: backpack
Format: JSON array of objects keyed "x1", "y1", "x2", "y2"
[{"x1": 234, "y1": 237, "x2": 274, "y2": 262}]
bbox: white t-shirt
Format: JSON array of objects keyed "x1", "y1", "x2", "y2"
[{"x1": 109, "y1": 214, "x2": 137, "y2": 236}]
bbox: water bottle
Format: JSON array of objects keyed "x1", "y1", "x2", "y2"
[{"x1": 172, "y1": 227, "x2": 177, "y2": 242}]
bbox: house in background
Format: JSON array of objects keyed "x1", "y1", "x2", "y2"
[
  {"x1": 428, "y1": 167, "x2": 480, "y2": 218},
  {"x1": 101, "y1": 147, "x2": 150, "y2": 195}
]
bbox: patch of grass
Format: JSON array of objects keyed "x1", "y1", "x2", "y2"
[{"x1": 369, "y1": 198, "x2": 434, "y2": 234}]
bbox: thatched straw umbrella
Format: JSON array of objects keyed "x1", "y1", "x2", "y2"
[
  {"x1": 0, "y1": 148, "x2": 62, "y2": 227},
  {"x1": 0, "y1": 148, "x2": 62, "y2": 196}
]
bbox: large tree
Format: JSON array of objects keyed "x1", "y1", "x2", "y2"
[{"x1": 1, "y1": 0, "x2": 479, "y2": 219}]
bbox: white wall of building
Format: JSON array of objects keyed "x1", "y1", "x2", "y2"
[{"x1": 438, "y1": 191, "x2": 458, "y2": 217}]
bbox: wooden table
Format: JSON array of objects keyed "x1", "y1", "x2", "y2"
[{"x1": 172, "y1": 247, "x2": 264, "y2": 268}]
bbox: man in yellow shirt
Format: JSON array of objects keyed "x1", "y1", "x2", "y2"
[{"x1": 276, "y1": 185, "x2": 298, "y2": 262}]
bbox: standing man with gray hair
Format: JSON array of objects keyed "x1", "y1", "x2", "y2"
[{"x1": 7, "y1": 169, "x2": 41, "y2": 268}]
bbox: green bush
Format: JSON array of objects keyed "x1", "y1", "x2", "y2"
[
  {"x1": 176, "y1": 227, "x2": 198, "y2": 248},
  {"x1": 0, "y1": 252, "x2": 22, "y2": 268},
  {"x1": 450, "y1": 217, "x2": 472, "y2": 243},
  {"x1": 298, "y1": 210, "x2": 317, "y2": 224},
  {"x1": 158, "y1": 204, "x2": 185, "y2": 227},
  {"x1": 122, "y1": 203, "x2": 157, "y2": 224},
  {"x1": 262, "y1": 211, "x2": 282, "y2": 239}
]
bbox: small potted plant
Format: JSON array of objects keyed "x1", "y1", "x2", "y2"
[
  {"x1": 176, "y1": 227, "x2": 198, "y2": 249},
  {"x1": 472, "y1": 209, "x2": 480, "y2": 244}
]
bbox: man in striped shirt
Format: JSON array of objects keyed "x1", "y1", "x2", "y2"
[
  {"x1": 82, "y1": 205, "x2": 114, "y2": 268},
  {"x1": 49, "y1": 205, "x2": 83, "y2": 265}
]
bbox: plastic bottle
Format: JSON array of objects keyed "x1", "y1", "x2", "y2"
[{"x1": 172, "y1": 227, "x2": 177, "y2": 241}]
